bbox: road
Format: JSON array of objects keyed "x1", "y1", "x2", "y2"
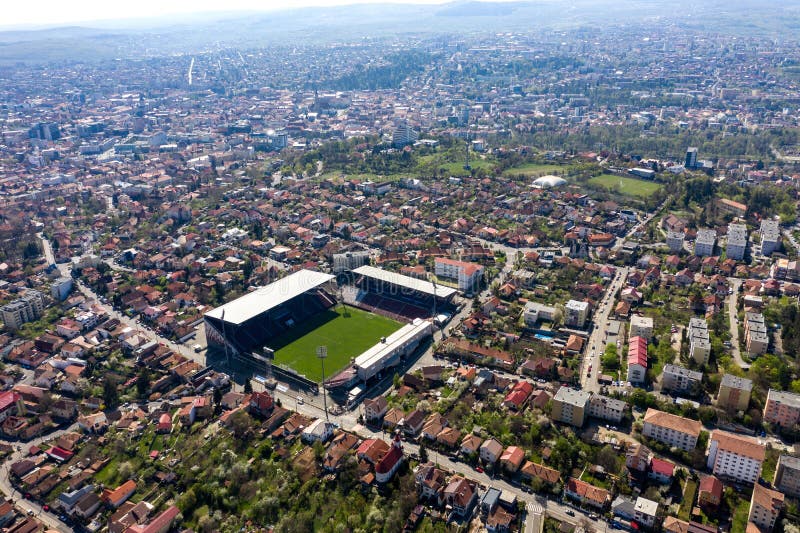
[
  {"x1": 581, "y1": 267, "x2": 629, "y2": 393},
  {"x1": 0, "y1": 425, "x2": 78, "y2": 532},
  {"x1": 726, "y1": 278, "x2": 749, "y2": 370}
]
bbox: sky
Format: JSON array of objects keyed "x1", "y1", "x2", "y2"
[{"x1": 3, "y1": 0, "x2": 484, "y2": 29}]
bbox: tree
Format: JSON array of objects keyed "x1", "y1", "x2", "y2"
[
  {"x1": 103, "y1": 376, "x2": 119, "y2": 408},
  {"x1": 136, "y1": 368, "x2": 150, "y2": 398},
  {"x1": 243, "y1": 379, "x2": 253, "y2": 394},
  {"x1": 419, "y1": 444, "x2": 428, "y2": 463},
  {"x1": 213, "y1": 387, "x2": 223, "y2": 410}
]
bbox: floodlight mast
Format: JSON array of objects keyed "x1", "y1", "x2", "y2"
[{"x1": 317, "y1": 346, "x2": 329, "y2": 421}]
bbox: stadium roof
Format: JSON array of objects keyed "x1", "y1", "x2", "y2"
[
  {"x1": 352, "y1": 265, "x2": 457, "y2": 299},
  {"x1": 354, "y1": 319, "x2": 432, "y2": 375},
  {"x1": 204, "y1": 270, "x2": 335, "y2": 325}
]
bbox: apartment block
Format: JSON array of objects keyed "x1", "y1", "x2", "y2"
[
  {"x1": 588, "y1": 394, "x2": 626, "y2": 423},
  {"x1": 748, "y1": 483, "x2": 784, "y2": 532},
  {"x1": 661, "y1": 364, "x2": 702, "y2": 396},
  {"x1": 642, "y1": 408, "x2": 702, "y2": 451},
  {"x1": 706, "y1": 430, "x2": 765, "y2": 484},
  {"x1": 552, "y1": 386, "x2": 591, "y2": 427},
  {"x1": 726, "y1": 223, "x2": 747, "y2": 261},
  {"x1": 717, "y1": 374, "x2": 752, "y2": 412},
  {"x1": 564, "y1": 300, "x2": 590, "y2": 329},
  {"x1": 522, "y1": 301, "x2": 557, "y2": 328},
  {"x1": 694, "y1": 228, "x2": 717, "y2": 257},
  {"x1": 774, "y1": 454, "x2": 800, "y2": 498},
  {"x1": 760, "y1": 219, "x2": 781, "y2": 257},
  {"x1": 763, "y1": 389, "x2": 800, "y2": 429},
  {"x1": 666, "y1": 231, "x2": 685, "y2": 253},
  {"x1": 434, "y1": 258, "x2": 483, "y2": 293},
  {"x1": 627, "y1": 336, "x2": 648, "y2": 384},
  {"x1": 744, "y1": 312, "x2": 768, "y2": 357},
  {"x1": 0, "y1": 290, "x2": 45, "y2": 330},
  {"x1": 633, "y1": 497, "x2": 659, "y2": 528},
  {"x1": 629, "y1": 315, "x2": 654, "y2": 342},
  {"x1": 688, "y1": 317, "x2": 711, "y2": 365}
]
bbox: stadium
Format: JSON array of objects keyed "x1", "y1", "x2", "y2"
[{"x1": 204, "y1": 267, "x2": 451, "y2": 393}]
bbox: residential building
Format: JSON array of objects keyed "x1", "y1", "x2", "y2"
[
  {"x1": 698, "y1": 475, "x2": 723, "y2": 508},
  {"x1": 442, "y1": 475, "x2": 477, "y2": 517},
  {"x1": 363, "y1": 396, "x2": 388, "y2": 423},
  {"x1": 0, "y1": 290, "x2": 45, "y2": 330},
  {"x1": 522, "y1": 301, "x2": 557, "y2": 327},
  {"x1": 392, "y1": 122, "x2": 419, "y2": 147},
  {"x1": 760, "y1": 219, "x2": 781, "y2": 257},
  {"x1": 51, "y1": 277, "x2": 73, "y2": 301},
  {"x1": 748, "y1": 483, "x2": 784, "y2": 532},
  {"x1": 565, "y1": 477, "x2": 611, "y2": 509},
  {"x1": 774, "y1": 454, "x2": 800, "y2": 498},
  {"x1": 726, "y1": 223, "x2": 747, "y2": 261},
  {"x1": 717, "y1": 374, "x2": 753, "y2": 412},
  {"x1": 661, "y1": 364, "x2": 702, "y2": 396},
  {"x1": 626, "y1": 442, "x2": 652, "y2": 472},
  {"x1": 694, "y1": 229, "x2": 716, "y2": 257},
  {"x1": 648, "y1": 457, "x2": 675, "y2": 484},
  {"x1": 629, "y1": 315, "x2": 654, "y2": 341},
  {"x1": 564, "y1": 300, "x2": 590, "y2": 328},
  {"x1": 627, "y1": 336, "x2": 648, "y2": 384},
  {"x1": 688, "y1": 318, "x2": 711, "y2": 365},
  {"x1": 480, "y1": 438, "x2": 504, "y2": 464},
  {"x1": 301, "y1": 419, "x2": 336, "y2": 443},
  {"x1": 332, "y1": 251, "x2": 370, "y2": 274},
  {"x1": 666, "y1": 231, "x2": 685, "y2": 254},
  {"x1": 763, "y1": 389, "x2": 800, "y2": 428},
  {"x1": 551, "y1": 386, "x2": 591, "y2": 427},
  {"x1": 707, "y1": 430, "x2": 765, "y2": 484},
  {"x1": 588, "y1": 394, "x2": 625, "y2": 423},
  {"x1": 434, "y1": 257, "x2": 483, "y2": 293},
  {"x1": 633, "y1": 497, "x2": 659, "y2": 528},
  {"x1": 102, "y1": 480, "x2": 137, "y2": 508},
  {"x1": 642, "y1": 409, "x2": 702, "y2": 451},
  {"x1": 500, "y1": 446, "x2": 525, "y2": 473},
  {"x1": 744, "y1": 312, "x2": 768, "y2": 356}
]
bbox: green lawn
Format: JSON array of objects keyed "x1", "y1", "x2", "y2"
[
  {"x1": 269, "y1": 306, "x2": 402, "y2": 382},
  {"x1": 502, "y1": 163, "x2": 569, "y2": 177},
  {"x1": 678, "y1": 479, "x2": 698, "y2": 520},
  {"x1": 588, "y1": 174, "x2": 663, "y2": 198}
]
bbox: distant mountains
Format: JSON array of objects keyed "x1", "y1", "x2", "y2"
[{"x1": 1, "y1": 0, "x2": 800, "y2": 64}]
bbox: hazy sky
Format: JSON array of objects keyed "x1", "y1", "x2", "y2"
[{"x1": 4, "y1": 0, "x2": 479, "y2": 28}]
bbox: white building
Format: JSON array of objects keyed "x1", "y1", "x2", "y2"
[
  {"x1": 629, "y1": 315, "x2": 654, "y2": 341},
  {"x1": 642, "y1": 409, "x2": 702, "y2": 451},
  {"x1": 332, "y1": 251, "x2": 370, "y2": 274},
  {"x1": 688, "y1": 317, "x2": 711, "y2": 365},
  {"x1": 588, "y1": 394, "x2": 625, "y2": 423},
  {"x1": 760, "y1": 219, "x2": 781, "y2": 257},
  {"x1": 666, "y1": 231, "x2": 685, "y2": 253},
  {"x1": 633, "y1": 497, "x2": 659, "y2": 528},
  {"x1": 661, "y1": 364, "x2": 702, "y2": 395},
  {"x1": 0, "y1": 290, "x2": 45, "y2": 330},
  {"x1": 694, "y1": 228, "x2": 717, "y2": 257},
  {"x1": 726, "y1": 223, "x2": 747, "y2": 261},
  {"x1": 522, "y1": 301, "x2": 557, "y2": 328},
  {"x1": 392, "y1": 122, "x2": 419, "y2": 147},
  {"x1": 301, "y1": 419, "x2": 336, "y2": 443},
  {"x1": 434, "y1": 258, "x2": 483, "y2": 293},
  {"x1": 564, "y1": 299, "x2": 590, "y2": 328},
  {"x1": 707, "y1": 430, "x2": 765, "y2": 485}
]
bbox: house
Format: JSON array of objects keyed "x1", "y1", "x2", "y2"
[
  {"x1": 519, "y1": 461, "x2": 560, "y2": 486},
  {"x1": 633, "y1": 496, "x2": 659, "y2": 528},
  {"x1": 436, "y1": 427, "x2": 461, "y2": 449},
  {"x1": 500, "y1": 446, "x2": 525, "y2": 473},
  {"x1": 415, "y1": 462, "x2": 448, "y2": 501},
  {"x1": 422, "y1": 412, "x2": 448, "y2": 441},
  {"x1": 248, "y1": 391, "x2": 274, "y2": 418},
  {"x1": 102, "y1": 480, "x2": 137, "y2": 508},
  {"x1": 460, "y1": 434, "x2": 483, "y2": 457},
  {"x1": 400, "y1": 409, "x2": 426, "y2": 438},
  {"x1": 363, "y1": 396, "x2": 388, "y2": 423},
  {"x1": 698, "y1": 475, "x2": 723, "y2": 508},
  {"x1": 564, "y1": 477, "x2": 611, "y2": 509},
  {"x1": 156, "y1": 413, "x2": 172, "y2": 434},
  {"x1": 78, "y1": 412, "x2": 108, "y2": 433},
  {"x1": 442, "y1": 475, "x2": 477, "y2": 517},
  {"x1": 480, "y1": 438, "x2": 504, "y2": 464},
  {"x1": 322, "y1": 432, "x2": 359, "y2": 472},
  {"x1": 123, "y1": 505, "x2": 181, "y2": 533},
  {"x1": 383, "y1": 407, "x2": 405, "y2": 430},
  {"x1": 301, "y1": 419, "x2": 336, "y2": 443},
  {"x1": 642, "y1": 409, "x2": 702, "y2": 451},
  {"x1": 74, "y1": 491, "x2": 102, "y2": 519},
  {"x1": 357, "y1": 438, "x2": 390, "y2": 465},
  {"x1": 502, "y1": 380, "x2": 533, "y2": 410},
  {"x1": 648, "y1": 457, "x2": 675, "y2": 484},
  {"x1": 626, "y1": 442, "x2": 652, "y2": 472},
  {"x1": 707, "y1": 430, "x2": 765, "y2": 484},
  {"x1": 748, "y1": 483, "x2": 784, "y2": 532}
]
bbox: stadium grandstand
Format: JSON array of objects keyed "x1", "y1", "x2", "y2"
[
  {"x1": 204, "y1": 269, "x2": 336, "y2": 361},
  {"x1": 345, "y1": 265, "x2": 457, "y2": 323}
]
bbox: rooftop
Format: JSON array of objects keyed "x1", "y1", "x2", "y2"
[{"x1": 352, "y1": 265, "x2": 457, "y2": 299}]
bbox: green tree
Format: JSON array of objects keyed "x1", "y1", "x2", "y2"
[
  {"x1": 136, "y1": 368, "x2": 150, "y2": 398},
  {"x1": 103, "y1": 376, "x2": 119, "y2": 408}
]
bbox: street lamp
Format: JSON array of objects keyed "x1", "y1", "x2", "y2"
[{"x1": 317, "y1": 346, "x2": 329, "y2": 422}]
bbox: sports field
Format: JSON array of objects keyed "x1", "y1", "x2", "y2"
[
  {"x1": 502, "y1": 163, "x2": 569, "y2": 177},
  {"x1": 588, "y1": 174, "x2": 662, "y2": 198},
  {"x1": 269, "y1": 305, "x2": 402, "y2": 382}
]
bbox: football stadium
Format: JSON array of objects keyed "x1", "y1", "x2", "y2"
[{"x1": 203, "y1": 267, "x2": 448, "y2": 391}]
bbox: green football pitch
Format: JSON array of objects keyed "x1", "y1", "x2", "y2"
[{"x1": 268, "y1": 305, "x2": 403, "y2": 382}]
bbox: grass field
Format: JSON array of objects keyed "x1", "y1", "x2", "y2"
[
  {"x1": 588, "y1": 174, "x2": 662, "y2": 198},
  {"x1": 502, "y1": 163, "x2": 568, "y2": 177},
  {"x1": 269, "y1": 306, "x2": 402, "y2": 382}
]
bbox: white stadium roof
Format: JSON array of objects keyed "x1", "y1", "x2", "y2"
[
  {"x1": 532, "y1": 175, "x2": 567, "y2": 188},
  {"x1": 204, "y1": 269, "x2": 335, "y2": 325},
  {"x1": 352, "y1": 265, "x2": 457, "y2": 299}
]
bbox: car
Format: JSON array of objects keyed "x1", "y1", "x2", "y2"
[
  {"x1": 42, "y1": 505, "x2": 49, "y2": 512},
  {"x1": 589, "y1": 513, "x2": 598, "y2": 519},
  {"x1": 475, "y1": 466, "x2": 484, "y2": 473},
  {"x1": 565, "y1": 509, "x2": 575, "y2": 516},
  {"x1": 296, "y1": 396, "x2": 304, "y2": 405},
  {"x1": 193, "y1": 344, "x2": 203, "y2": 353},
  {"x1": 26, "y1": 509, "x2": 33, "y2": 517}
]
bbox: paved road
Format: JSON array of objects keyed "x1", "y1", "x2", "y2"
[
  {"x1": 726, "y1": 278, "x2": 749, "y2": 370},
  {"x1": 581, "y1": 267, "x2": 629, "y2": 393},
  {"x1": 0, "y1": 425, "x2": 79, "y2": 532}
]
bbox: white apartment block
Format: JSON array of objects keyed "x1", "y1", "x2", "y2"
[
  {"x1": 661, "y1": 364, "x2": 702, "y2": 395},
  {"x1": 0, "y1": 290, "x2": 45, "y2": 330},
  {"x1": 434, "y1": 258, "x2": 483, "y2": 293},
  {"x1": 588, "y1": 394, "x2": 625, "y2": 423},
  {"x1": 760, "y1": 219, "x2": 781, "y2": 257},
  {"x1": 726, "y1": 223, "x2": 747, "y2": 261},
  {"x1": 745, "y1": 312, "x2": 768, "y2": 357},
  {"x1": 666, "y1": 231, "x2": 685, "y2": 253},
  {"x1": 748, "y1": 483, "x2": 784, "y2": 532},
  {"x1": 629, "y1": 315, "x2": 654, "y2": 341},
  {"x1": 707, "y1": 430, "x2": 765, "y2": 484},
  {"x1": 522, "y1": 301, "x2": 557, "y2": 328},
  {"x1": 565, "y1": 299, "x2": 590, "y2": 328},
  {"x1": 633, "y1": 497, "x2": 659, "y2": 528},
  {"x1": 688, "y1": 317, "x2": 711, "y2": 365},
  {"x1": 694, "y1": 228, "x2": 717, "y2": 257},
  {"x1": 642, "y1": 409, "x2": 702, "y2": 451}
]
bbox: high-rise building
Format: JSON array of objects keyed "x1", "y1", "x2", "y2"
[
  {"x1": 717, "y1": 374, "x2": 752, "y2": 412},
  {"x1": 391, "y1": 122, "x2": 419, "y2": 148},
  {"x1": 332, "y1": 251, "x2": 370, "y2": 274},
  {"x1": 552, "y1": 387, "x2": 591, "y2": 427},
  {"x1": 763, "y1": 389, "x2": 800, "y2": 428},
  {"x1": 774, "y1": 454, "x2": 800, "y2": 498},
  {"x1": 760, "y1": 219, "x2": 781, "y2": 257},
  {"x1": 0, "y1": 290, "x2": 45, "y2": 330},
  {"x1": 688, "y1": 317, "x2": 711, "y2": 365},
  {"x1": 707, "y1": 430, "x2": 765, "y2": 484},
  {"x1": 564, "y1": 300, "x2": 590, "y2": 328},
  {"x1": 748, "y1": 483, "x2": 784, "y2": 532},
  {"x1": 726, "y1": 223, "x2": 747, "y2": 261},
  {"x1": 685, "y1": 147, "x2": 698, "y2": 169},
  {"x1": 694, "y1": 229, "x2": 717, "y2": 257}
]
